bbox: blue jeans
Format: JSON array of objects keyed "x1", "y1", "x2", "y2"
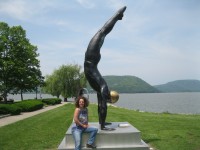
[{"x1": 72, "y1": 126, "x2": 98, "y2": 150}]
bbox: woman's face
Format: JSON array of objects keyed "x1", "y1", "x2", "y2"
[{"x1": 79, "y1": 99, "x2": 85, "y2": 108}]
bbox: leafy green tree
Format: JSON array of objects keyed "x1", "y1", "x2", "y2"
[
  {"x1": 44, "y1": 74, "x2": 62, "y2": 98},
  {"x1": 44, "y1": 64, "x2": 86, "y2": 99},
  {"x1": 0, "y1": 22, "x2": 13, "y2": 101},
  {"x1": 0, "y1": 22, "x2": 44, "y2": 102}
]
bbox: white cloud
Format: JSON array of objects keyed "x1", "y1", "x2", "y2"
[
  {"x1": 76, "y1": 0, "x2": 96, "y2": 9},
  {"x1": 106, "y1": 0, "x2": 126, "y2": 10},
  {"x1": 0, "y1": 0, "x2": 66, "y2": 23},
  {"x1": 0, "y1": 0, "x2": 32, "y2": 20}
]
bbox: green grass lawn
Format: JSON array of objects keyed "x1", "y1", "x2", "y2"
[{"x1": 0, "y1": 103, "x2": 200, "y2": 150}]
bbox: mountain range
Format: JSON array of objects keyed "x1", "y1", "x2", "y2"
[
  {"x1": 154, "y1": 79, "x2": 200, "y2": 92},
  {"x1": 87, "y1": 75, "x2": 200, "y2": 93}
]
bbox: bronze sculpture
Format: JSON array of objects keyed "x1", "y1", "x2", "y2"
[{"x1": 84, "y1": 6, "x2": 126, "y2": 130}]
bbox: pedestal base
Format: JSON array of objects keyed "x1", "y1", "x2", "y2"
[{"x1": 58, "y1": 122, "x2": 149, "y2": 150}]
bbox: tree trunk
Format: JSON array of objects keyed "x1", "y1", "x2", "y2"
[
  {"x1": 35, "y1": 88, "x2": 38, "y2": 99},
  {"x1": 20, "y1": 90, "x2": 23, "y2": 101},
  {"x1": 2, "y1": 92, "x2": 8, "y2": 103}
]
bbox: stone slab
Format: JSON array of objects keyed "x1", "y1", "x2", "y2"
[{"x1": 58, "y1": 122, "x2": 149, "y2": 150}]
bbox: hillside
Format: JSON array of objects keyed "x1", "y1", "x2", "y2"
[
  {"x1": 154, "y1": 80, "x2": 200, "y2": 92},
  {"x1": 87, "y1": 75, "x2": 159, "y2": 93}
]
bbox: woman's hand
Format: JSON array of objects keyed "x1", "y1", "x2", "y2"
[{"x1": 82, "y1": 124, "x2": 89, "y2": 128}]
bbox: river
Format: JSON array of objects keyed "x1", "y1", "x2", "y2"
[{"x1": 8, "y1": 92, "x2": 200, "y2": 114}]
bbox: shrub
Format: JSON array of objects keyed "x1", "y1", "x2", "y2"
[
  {"x1": 42, "y1": 98, "x2": 62, "y2": 105},
  {"x1": 15, "y1": 100, "x2": 44, "y2": 112},
  {"x1": 0, "y1": 104, "x2": 21, "y2": 115},
  {"x1": 0, "y1": 104, "x2": 10, "y2": 115},
  {"x1": 8, "y1": 105, "x2": 22, "y2": 115},
  {"x1": 55, "y1": 98, "x2": 62, "y2": 104},
  {"x1": 0, "y1": 104, "x2": 7, "y2": 114}
]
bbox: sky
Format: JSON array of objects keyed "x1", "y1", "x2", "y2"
[{"x1": 0, "y1": 0, "x2": 200, "y2": 85}]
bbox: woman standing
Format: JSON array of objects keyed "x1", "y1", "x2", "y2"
[{"x1": 72, "y1": 96, "x2": 98, "y2": 150}]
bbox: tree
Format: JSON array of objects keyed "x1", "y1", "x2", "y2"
[
  {"x1": 0, "y1": 22, "x2": 44, "y2": 102},
  {"x1": 44, "y1": 64, "x2": 86, "y2": 99},
  {"x1": 44, "y1": 74, "x2": 62, "y2": 98},
  {"x1": 0, "y1": 22, "x2": 13, "y2": 102}
]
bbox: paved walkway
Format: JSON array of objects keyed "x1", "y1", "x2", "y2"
[{"x1": 0, "y1": 102, "x2": 68, "y2": 127}]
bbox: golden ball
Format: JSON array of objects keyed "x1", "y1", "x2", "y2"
[{"x1": 110, "y1": 91, "x2": 119, "y2": 104}]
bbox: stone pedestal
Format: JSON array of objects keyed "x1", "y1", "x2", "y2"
[{"x1": 58, "y1": 122, "x2": 149, "y2": 150}]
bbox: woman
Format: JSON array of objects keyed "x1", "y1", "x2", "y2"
[{"x1": 72, "y1": 96, "x2": 98, "y2": 150}]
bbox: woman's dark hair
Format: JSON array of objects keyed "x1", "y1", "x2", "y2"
[{"x1": 75, "y1": 96, "x2": 89, "y2": 108}]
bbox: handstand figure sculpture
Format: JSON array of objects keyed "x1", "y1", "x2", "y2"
[{"x1": 84, "y1": 6, "x2": 126, "y2": 130}]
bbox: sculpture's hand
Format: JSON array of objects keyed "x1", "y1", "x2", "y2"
[{"x1": 117, "y1": 6, "x2": 126, "y2": 20}]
